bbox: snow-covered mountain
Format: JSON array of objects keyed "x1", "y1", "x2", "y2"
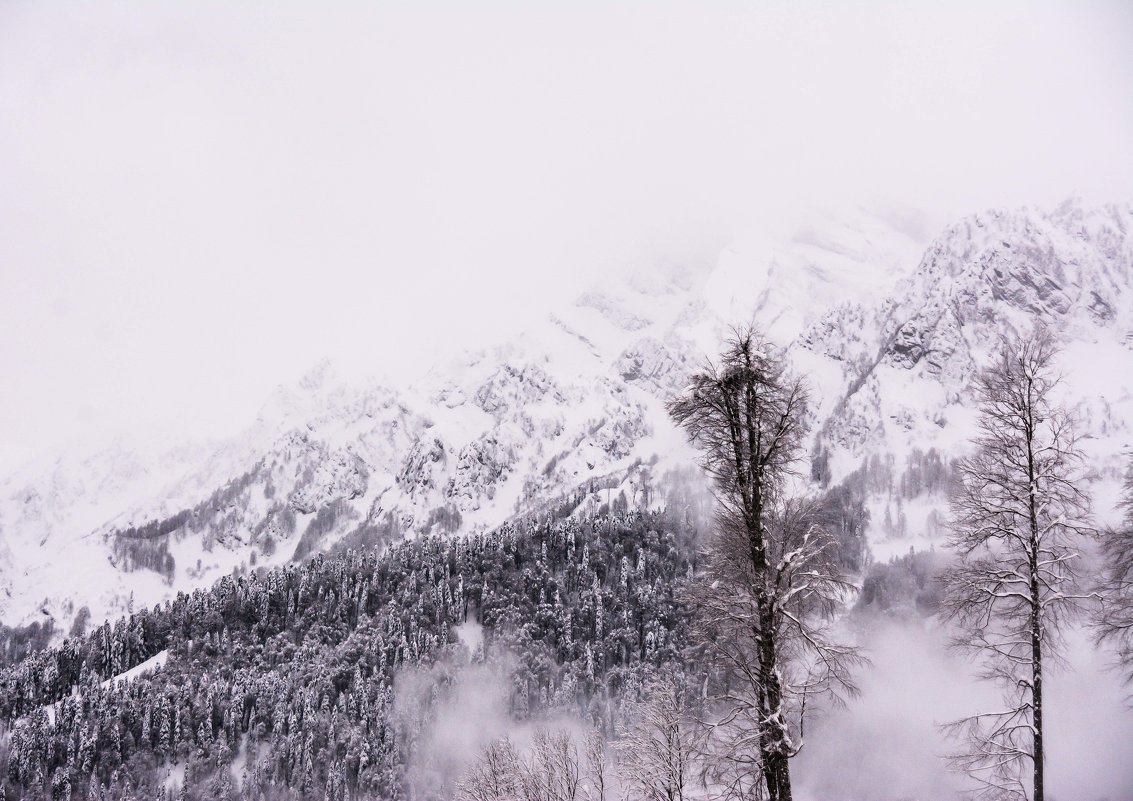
[
  {"x1": 2, "y1": 199, "x2": 1131, "y2": 636},
  {"x1": 798, "y1": 200, "x2": 1133, "y2": 552}
]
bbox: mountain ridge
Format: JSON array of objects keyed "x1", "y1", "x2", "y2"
[{"x1": 2, "y1": 198, "x2": 1130, "y2": 639}]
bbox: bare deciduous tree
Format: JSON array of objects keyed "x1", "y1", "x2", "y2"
[
  {"x1": 667, "y1": 326, "x2": 861, "y2": 801},
  {"x1": 583, "y1": 730, "x2": 610, "y2": 801},
  {"x1": 690, "y1": 497, "x2": 861, "y2": 801},
  {"x1": 456, "y1": 729, "x2": 584, "y2": 801},
  {"x1": 1094, "y1": 459, "x2": 1133, "y2": 696},
  {"x1": 614, "y1": 676, "x2": 704, "y2": 801},
  {"x1": 456, "y1": 738, "x2": 522, "y2": 801},
  {"x1": 941, "y1": 330, "x2": 1095, "y2": 801},
  {"x1": 521, "y1": 730, "x2": 583, "y2": 801}
]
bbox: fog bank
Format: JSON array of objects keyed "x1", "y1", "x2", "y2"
[{"x1": 796, "y1": 622, "x2": 1133, "y2": 801}]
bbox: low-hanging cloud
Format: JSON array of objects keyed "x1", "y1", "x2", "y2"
[
  {"x1": 390, "y1": 627, "x2": 602, "y2": 801},
  {"x1": 393, "y1": 652, "x2": 519, "y2": 800},
  {"x1": 794, "y1": 621, "x2": 1133, "y2": 801},
  {"x1": 1, "y1": 1, "x2": 1131, "y2": 470}
]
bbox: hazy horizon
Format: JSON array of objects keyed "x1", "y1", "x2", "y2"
[{"x1": 2, "y1": 0, "x2": 1131, "y2": 472}]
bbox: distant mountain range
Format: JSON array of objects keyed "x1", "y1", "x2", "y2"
[{"x1": 2, "y1": 198, "x2": 1130, "y2": 638}]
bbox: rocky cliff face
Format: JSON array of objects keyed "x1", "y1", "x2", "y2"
[
  {"x1": 2, "y1": 199, "x2": 1130, "y2": 636},
  {"x1": 800, "y1": 201, "x2": 1133, "y2": 464}
]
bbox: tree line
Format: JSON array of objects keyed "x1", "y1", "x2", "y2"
[{"x1": 0, "y1": 506, "x2": 773, "y2": 800}]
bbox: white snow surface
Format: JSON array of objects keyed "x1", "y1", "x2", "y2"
[
  {"x1": 1, "y1": 198, "x2": 1131, "y2": 636},
  {"x1": 101, "y1": 649, "x2": 169, "y2": 689},
  {"x1": 25, "y1": 649, "x2": 169, "y2": 727}
]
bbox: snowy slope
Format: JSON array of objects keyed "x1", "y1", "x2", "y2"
[
  {"x1": 798, "y1": 199, "x2": 1133, "y2": 555},
  {"x1": 1, "y1": 198, "x2": 1131, "y2": 633}
]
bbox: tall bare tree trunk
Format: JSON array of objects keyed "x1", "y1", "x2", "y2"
[
  {"x1": 670, "y1": 327, "x2": 859, "y2": 801},
  {"x1": 1031, "y1": 587, "x2": 1043, "y2": 801},
  {"x1": 941, "y1": 330, "x2": 1093, "y2": 800},
  {"x1": 1026, "y1": 396, "x2": 1044, "y2": 801}
]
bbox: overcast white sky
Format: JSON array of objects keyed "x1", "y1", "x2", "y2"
[{"x1": 1, "y1": 0, "x2": 1131, "y2": 472}]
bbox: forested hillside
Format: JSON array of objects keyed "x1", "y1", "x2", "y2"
[
  {"x1": 0, "y1": 466, "x2": 870, "y2": 801},
  {"x1": 1, "y1": 513, "x2": 681, "y2": 800}
]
